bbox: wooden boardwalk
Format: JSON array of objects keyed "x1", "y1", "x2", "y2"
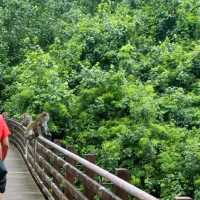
[
  {"x1": 4, "y1": 144, "x2": 45, "y2": 200},
  {"x1": 6, "y1": 119, "x2": 161, "y2": 200}
]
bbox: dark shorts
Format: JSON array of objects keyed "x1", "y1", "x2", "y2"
[{"x1": 0, "y1": 175, "x2": 7, "y2": 193}]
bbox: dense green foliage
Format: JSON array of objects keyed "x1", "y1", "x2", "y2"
[{"x1": 0, "y1": 0, "x2": 200, "y2": 199}]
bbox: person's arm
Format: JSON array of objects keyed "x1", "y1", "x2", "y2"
[{"x1": 2, "y1": 136, "x2": 9, "y2": 160}]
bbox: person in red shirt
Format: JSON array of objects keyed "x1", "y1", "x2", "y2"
[{"x1": 0, "y1": 115, "x2": 10, "y2": 200}]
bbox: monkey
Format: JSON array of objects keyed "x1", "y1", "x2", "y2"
[
  {"x1": 25, "y1": 112, "x2": 51, "y2": 158},
  {"x1": 20, "y1": 113, "x2": 32, "y2": 127},
  {"x1": 2, "y1": 112, "x2": 9, "y2": 119},
  {"x1": 25, "y1": 112, "x2": 50, "y2": 140}
]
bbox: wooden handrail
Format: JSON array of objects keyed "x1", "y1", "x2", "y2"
[{"x1": 38, "y1": 136, "x2": 158, "y2": 200}]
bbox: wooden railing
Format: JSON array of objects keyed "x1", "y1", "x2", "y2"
[{"x1": 6, "y1": 119, "x2": 192, "y2": 200}]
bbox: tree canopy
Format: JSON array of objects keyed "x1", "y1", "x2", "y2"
[{"x1": 0, "y1": 0, "x2": 200, "y2": 199}]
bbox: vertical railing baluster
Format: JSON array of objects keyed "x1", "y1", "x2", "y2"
[
  {"x1": 64, "y1": 145, "x2": 76, "y2": 200},
  {"x1": 114, "y1": 168, "x2": 129, "y2": 200},
  {"x1": 83, "y1": 154, "x2": 96, "y2": 200},
  {"x1": 65, "y1": 145, "x2": 76, "y2": 166},
  {"x1": 53, "y1": 139, "x2": 62, "y2": 146},
  {"x1": 34, "y1": 139, "x2": 38, "y2": 170}
]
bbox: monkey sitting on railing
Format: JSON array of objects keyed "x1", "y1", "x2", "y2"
[
  {"x1": 25, "y1": 112, "x2": 51, "y2": 140},
  {"x1": 2, "y1": 112, "x2": 9, "y2": 119},
  {"x1": 20, "y1": 113, "x2": 32, "y2": 127},
  {"x1": 24, "y1": 112, "x2": 51, "y2": 158}
]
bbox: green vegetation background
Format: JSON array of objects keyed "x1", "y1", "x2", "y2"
[{"x1": 0, "y1": 0, "x2": 200, "y2": 199}]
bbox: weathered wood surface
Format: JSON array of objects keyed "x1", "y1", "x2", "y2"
[{"x1": 4, "y1": 144, "x2": 45, "y2": 200}]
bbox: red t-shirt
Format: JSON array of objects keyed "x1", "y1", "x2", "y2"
[
  {"x1": 0, "y1": 115, "x2": 10, "y2": 140},
  {"x1": 0, "y1": 115, "x2": 10, "y2": 159}
]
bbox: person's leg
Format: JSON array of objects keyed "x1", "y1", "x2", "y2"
[{"x1": 0, "y1": 175, "x2": 6, "y2": 200}]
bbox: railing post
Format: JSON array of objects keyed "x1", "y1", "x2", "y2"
[
  {"x1": 114, "y1": 168, "x2": 129, "y2": 200},
  {"x1": 65, "y1": 145, "x2": 76, "y2": 166},
  {"x1": 53, "y1": 139, "x2": 62, "y2": 146},
  {"x1": 64, "y1": 145, "x2": 76, "y2": 200},
  {"x1": 175, "y1": 197, "x2": 192, "y2": 200},
  {"x1": 25, "y1": 139, "x2": 29, "y2": 159},
  {"x1": 34, "y1": 139, "x2": 38, "y2": 169},
  {"x1": 53, "y1": 139, "x2": 63, "y2": 170},
  {"x1": 83, "y1": 154, "x2": 96, "y2": 200}
]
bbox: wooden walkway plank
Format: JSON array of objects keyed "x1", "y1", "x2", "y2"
[{"x1": 4, "y1": 145, "x2": 45, "y2": 200}]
